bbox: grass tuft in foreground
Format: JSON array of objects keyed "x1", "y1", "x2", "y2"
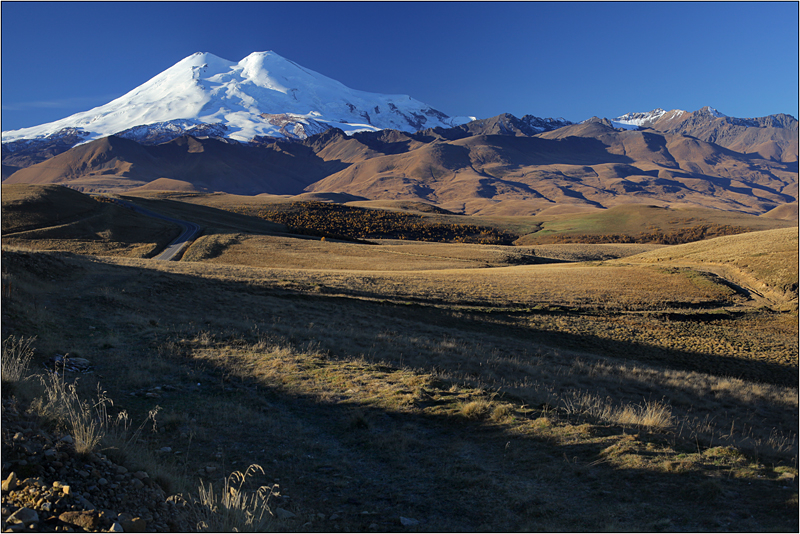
[
  {"x1": 180, "y1": 464, "x2": 278, "y2": 532},
  {"x1": 30, "y1": 372, "x2": 116, "y2": 455},
  {"x1": 1, "y1": 335, "x2": 36, "y2": 386}
]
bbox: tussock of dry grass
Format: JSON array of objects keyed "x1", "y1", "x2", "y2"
[
  {"x1": 1, "y1": 335, "x2": 35, "y2": 385},
  {"x1": 183, "y1": 464, "x2": 278, "y2": 532},
  {"x1": 30, "y1": 373, "x2": 115, "y2": 454}
]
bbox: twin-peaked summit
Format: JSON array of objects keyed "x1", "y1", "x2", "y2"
[{"x1": 1, "y1": 51, "x2": 474, "y2": 145}]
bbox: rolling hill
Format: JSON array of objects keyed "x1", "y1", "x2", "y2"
[
  {"x1": 4, "y1": 135, "x2": 344, "y2": 195},
  {"x1": 4, "y1": 113, "x2": 797, "y2": 217},
  {"x1": 304, "y1": 118, "x2": 797, "y2": 215}
]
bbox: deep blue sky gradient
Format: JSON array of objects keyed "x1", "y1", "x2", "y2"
[{"x1": 2, "y1": 1, "x2": 798, "y2": 131}]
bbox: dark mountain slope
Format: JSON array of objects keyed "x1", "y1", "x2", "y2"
[{"x1": 5, "y1": 135, "x2": 344, "y2": 195}]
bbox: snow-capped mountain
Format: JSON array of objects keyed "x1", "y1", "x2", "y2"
[
  {"x1": 612, "y1": 108, "x2": 687, "y2": 129},
  {"x1": 1, "y1": 51, "x2": 475, "y2": 147},
  {"x1": 613, "y1": 106, "x2": 730, "y2": 129},
  {"x1": 608, "y1": 106, "x2": 798, "y2": 162}
]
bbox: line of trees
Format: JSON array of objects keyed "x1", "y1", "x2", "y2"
[
  {"x1": 233, "y1": 201, "x2": 519, "y2": 244},
  {"x1": 534, "y1": 224, "x2": 752, "y2": 245}
]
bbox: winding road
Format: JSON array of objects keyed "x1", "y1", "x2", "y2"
[{"x1": 112, "y1": 198, "x2": 201, "y2": 261}]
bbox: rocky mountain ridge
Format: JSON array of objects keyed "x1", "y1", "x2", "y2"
[{"x1": 613, "y1": 107, "x2": 798, "y2": 162}]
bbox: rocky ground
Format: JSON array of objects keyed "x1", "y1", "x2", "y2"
[{"x1": 1, "y1": 395, "x2": 194, "y2": 533}]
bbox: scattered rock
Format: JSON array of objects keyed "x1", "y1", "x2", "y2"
[
  {"x1": 7, "y1": 507, "x2": 39, "y2": 527},
  {"x1": 59, "y1": 510, "x2": 102, "y2": 530},
  {"x1": 48, "y1": 354, "x2": 94, "y2": 373},
  {"x1": 400, "y1": 516, "x2": 420, "y2": 526},
  {"x1": 118, "y1": 513, "x2": 147, "y2": 533},
  {"x1": 276, "y1": 508, "x2": 297, "y2": 520},
  {"x1": 0, "y1": 395, "x2": 187, "y2": 532},
  {"x1": 2, "y1": 472, "x2": 18, "y2": 492}
]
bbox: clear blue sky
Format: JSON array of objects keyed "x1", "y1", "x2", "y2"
[{"x1": 2, "y1": 1, "x2": 798, "y2": 132}]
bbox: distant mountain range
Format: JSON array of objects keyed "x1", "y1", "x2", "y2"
[
  {"x1": 612, "y1": 106, "x2": 798, "y2": 163},
  {"x1": 2, "y1": 51, "x2": 797, "y2": 217}
]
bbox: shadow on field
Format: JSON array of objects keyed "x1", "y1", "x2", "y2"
[
  {"x1": 2, "y1": 249, "x2": 797, "y2": 531},
  {"x1": 271, "y1": 291, "x2": 798, "y2": 389},
  {"x1": 162, "y1": 364, "x2": 796, "y2": 532}
]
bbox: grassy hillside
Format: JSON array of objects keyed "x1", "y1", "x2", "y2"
[
  {"x1": 1, "y1": 185, "x2": 797, "y2": 531},
  {"x1": 124, "y1": 192, "x2": 795, "y2": 247},
  {"x1": 514, "y1": 203, "x2": 795, "y2": 245},
  {"x1": 2, "y1": 184, "x2": 182, "y2": 257},
  {"x1": 2, "y1": 184, "x2": 100, "y2": 233},
  {"x1": 624, "y1": 227, "x2": 799, "y2": 304}
]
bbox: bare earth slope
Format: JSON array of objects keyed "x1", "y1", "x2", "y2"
[
  {"x1": 4, "y1": 116, "x2": 796, "y2": 217},
  {"x1": 647, "y1": 109, "x2": 799, "y2": 163},
  {"x1": 305, "y1": 120, "x2": 797, "y2": 215}
]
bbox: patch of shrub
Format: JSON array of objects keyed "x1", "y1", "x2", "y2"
[
  {"x1": 234, "y1": 202, "x2": 518, "y2": 244},
  {"x1": 534, "y1": 224, "x2": 752, "y2": 245}
]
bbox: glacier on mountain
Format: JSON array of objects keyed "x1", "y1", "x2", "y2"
[{"x1": 1, "y1": 51, "x2": 475, "y2": 147}]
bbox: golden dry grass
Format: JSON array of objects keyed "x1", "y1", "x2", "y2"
[
  {"x1": 164, "y1": 257, "x2": 736, "y2": 310},
  {"x1": 181, "y1": 231, "x2": 665, "y2": 270},
  {"x1": 626, "y1": 227, "x2": 797, "y2": 285},
  {"x1": 2, "y1": 245, "x2": 797, "y2": 532},
  {"x1": 2, "y1": 186, "x2": 797, "y2": 531},
  {"x1": 622, "y1": 227, "x2": 799, "y2": 312}
]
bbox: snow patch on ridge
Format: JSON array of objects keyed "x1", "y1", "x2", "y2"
[{"x1": 613, "y1": 108, "x2": 669, "y2": 127}]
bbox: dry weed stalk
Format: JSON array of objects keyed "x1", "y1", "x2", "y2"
[
  {"x1": 561, "y1": 391, "x2": 674, "y2": 431},
  {"x1": 33, "y1": 372, "x2": 115, "y2": 454},
  {"x1": 1, "y1": 335, "x2": 36, "y2": 384},
  {"x1": 187, "y1": 464, "x2": 278, "y2": 532}
]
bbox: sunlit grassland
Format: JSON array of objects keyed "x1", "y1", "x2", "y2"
[
  {"x1": 625, "y1": 227, "x2": 799, "y2": 296},
  {"x1": 182, "y1": 231, "x2": 665, "y2": 270}
]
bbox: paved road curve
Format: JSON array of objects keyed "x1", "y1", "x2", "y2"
[{"x1": 111, "y1": 198, "x2": 201, "y2": 261}]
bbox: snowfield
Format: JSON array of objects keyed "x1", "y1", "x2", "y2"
[{"x1": 1, "y1": 51, "x2": 475, "y2": 145}]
